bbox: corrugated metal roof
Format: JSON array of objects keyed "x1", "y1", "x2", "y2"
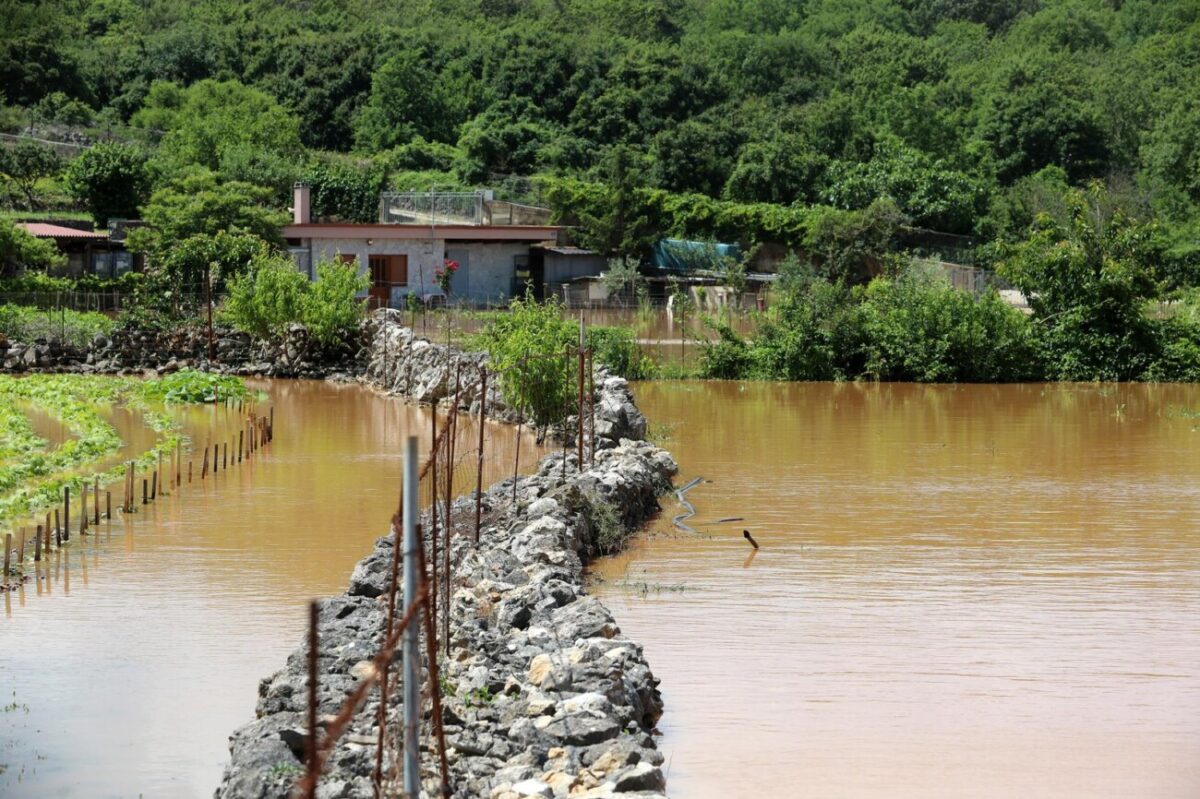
[
  {"x1": 18, "y1": 222, "x2": 107, "y2": 239},
  {"x1": 539, "y1": 245, "x2": 599, "y2": 256}
]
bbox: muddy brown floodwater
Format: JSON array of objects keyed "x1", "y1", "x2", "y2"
[
  {"x1": 592, "y1": 381, "x2": 1200, "y2": 799},
  {"x1": 0, "y1": 379, "x2": 544, "y2": 798}
]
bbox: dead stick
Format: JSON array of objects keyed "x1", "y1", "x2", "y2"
[
  {"x1": 93, "y1": 478, "x2": 100, "y2": 524},
  {"x1": 474, "y1": 368, "x2": 487, "y2": 543},
  {"x1": 415, "y1": 528, "x2": 452, "y2": 797},
  {"x1": 743, "y1": 530, "x2": 760, "y2": 549},
  {"x1": 3, "y1": 533, "x2": 11, "y2": 585},
  {"x1": 304, "y1": 599, "x2": 319, "y2": 798},
  {"x1": 34, "y1": 525, "x2": 42, "y2": 562}
]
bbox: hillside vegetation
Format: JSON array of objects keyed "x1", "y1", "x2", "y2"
[{"x1": 3, "y1": 0, "x2": 1200, "y2": 381}]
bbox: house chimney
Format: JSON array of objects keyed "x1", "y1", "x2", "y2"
[{"x1": 293, "y1": 182, "x2": 311, "y2": 224}]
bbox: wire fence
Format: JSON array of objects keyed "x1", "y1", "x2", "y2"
[{"x1": 296, "y1": 345, "x2": 598, "y2": 797}]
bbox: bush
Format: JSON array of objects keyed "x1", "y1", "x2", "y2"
[
  {"x1": 476, "y1": 293, "x2": 575, "y2": 432},
  {"x1": 301, "y1": 260, "x2": 369, "y2": 345},
  {"x1": 0, "y1": 217, "x2": 66, "y2": 274},
  {"x1": 223, "y1": 255, "x2": 367, "y2": 345},
  {"x1": 222, "y1": 251, "x2": 309, "y2": 339},
  {"x1": 0, "y1": 303, "x2": 114, "y2": 347},
  {"x1": 856, "y1": 266, "x2": 1041, "y2": 382},
  {"x1": 586, "y1": 325, "x2": 655, "y2": 379}
]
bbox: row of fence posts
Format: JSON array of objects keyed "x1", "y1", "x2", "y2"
[
  {"x1": 1, "y1": 400, "x2": 276, "y2": 592},
  {"x1": 296, "y1": 324, "x2": 602, "y2": 797}
]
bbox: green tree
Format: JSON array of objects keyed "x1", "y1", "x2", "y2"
[
  {"x1": 0, "y1": 218, "x2": 67, "y2": 275},
  {"x1": 999, "y1": 186, "x2": 1161, "y2": 381},
  {"x1": 128, "y1": 170, "x2": 287, "y2": 256},
  {"x1": 0, "y1": 142, "x2": 63, "y2": 210},
  {"x1": 141, "y1": 79, "x2": 304, "y2": 178},
  {"x1": 63, "y1": 142, "x2": 150, "y2": 226},
  {"x1": 222, "y1": 249, "x2": 310, "y2": 339},
  {"x1": 353, "y1": 50, "x2": 463, "y2": 151}
]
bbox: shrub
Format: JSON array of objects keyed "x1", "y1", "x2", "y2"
[
  {"x1": 0, "y1": 304, "x2": 113, "y2": 347},
  {"x1": 301, "y1": 260, "x2": 369, "y2": 345},
  {"x1": 223, "y1": 255, "x2": 367, "y2": 345},
  {"x1": 476, "y1": 293, "x2": 575, "y2": 432},
  {"x1": 856, "y1": 265, "x2": 1041, "y2": 382},
  {"x1": 587, "y1": 325, "x2": 655, "y2": 380},
  {"x1": 222, "y1": 251, "x2": 309, "y2": 339}
]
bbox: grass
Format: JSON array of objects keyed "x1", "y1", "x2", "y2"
[
  {"x1": 0, "y1": 304, "x2": 115, "y2": 348},
  {"x1": 0, "y1": 373, "x2": 248, "y2": 524}
]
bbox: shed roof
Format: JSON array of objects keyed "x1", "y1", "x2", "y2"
[{"x1": 18, "y1": 222, "x2": 106, "y2": 240}]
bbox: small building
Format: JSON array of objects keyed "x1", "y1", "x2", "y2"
[
  {"x1": 283, "y1": 185, "x2": 591, "y2": 308},
  {"x1": 15, "y1": 221, "x2": 137, "y2": 278}
]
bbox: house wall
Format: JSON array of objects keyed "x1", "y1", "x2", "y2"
[
  {"x1": 296, "y1": 236, "x2": 537, "y2": 307},
  {"x1": 306, "y1": 237, "x2": 446, "y2": 304},
  {"x1": 544, "y1": 253, "x2": 606, "y2": 286},
  {"x1": 444, "y1": 242, "x2": 531, "y2": 306}
]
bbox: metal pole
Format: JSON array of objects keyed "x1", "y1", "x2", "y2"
[{"x1": 401, "y1": 435, "x2": 420, "y2": 799}]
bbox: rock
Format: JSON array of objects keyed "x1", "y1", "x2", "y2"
[
  {"x1": 217, "y1": 312, "x2": 673, "y2": 799},
  {"x1": 541, "y1": 714, "x2": 620, "y2": 746},
  {"x1": 511, "y1": 778, "x2": 554, "y2": 797},
  {"x1": 611, "y1": 762, "x2": 665, "y2": 793}
]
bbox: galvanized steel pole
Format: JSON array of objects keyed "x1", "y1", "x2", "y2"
[{"x1": 401, "y1": 435, "x2": 420, "y2": 798}]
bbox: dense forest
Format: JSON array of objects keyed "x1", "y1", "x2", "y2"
[
  {"x1": 3, "y1": 0, "x2": 1200, "y2": 381},
  {"x1": 3, "y1": 0, "x2": 1197, "y2": 242}
]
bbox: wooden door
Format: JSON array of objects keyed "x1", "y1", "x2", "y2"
[{"x1": 368, "y1": 255, "x2": 408, "y2": 308}]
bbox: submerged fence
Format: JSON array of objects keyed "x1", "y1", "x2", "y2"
[{"x1": 2, "y1": 395, "x2": 275, "y2": 593}]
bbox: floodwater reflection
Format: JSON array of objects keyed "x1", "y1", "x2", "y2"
[
  {"x1": 592, "y1": 381, "x2": 1200, "y2": 799},
  {"x1": 0, "y1": 379, "x2": 544, "y2": 797}
]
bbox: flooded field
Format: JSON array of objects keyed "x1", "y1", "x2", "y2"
[
  {"x1": 0, "y1": 380, "x2": 543, "y2": 797},
  {"x1": 592, "y1": 381, "x2": 1200, "y2": 798}
]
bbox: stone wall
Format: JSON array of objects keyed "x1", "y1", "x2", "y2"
[{"x1": 216, "y1": 314, "x2": 674, "y2": 799}]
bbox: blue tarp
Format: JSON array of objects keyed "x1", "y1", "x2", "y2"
[{"x1": 651, "y1": 239, "x2": 742, "y2": 272}]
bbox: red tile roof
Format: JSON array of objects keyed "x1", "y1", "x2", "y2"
[{"x1": 18, "y1": 222, "x2": 107, "y2": 239}]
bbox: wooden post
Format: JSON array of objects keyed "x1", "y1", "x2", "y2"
[
  {"x1": 202, "y1": 445, "x2": 209, "y2": 478},
  {"x1": 53, "y1": 510, "x2": 59, "y2": 540},
  {"x1": 106, "y1": 491, "x2": 111, "y2": 520},
  {"x1": 238, "y1": 430, "x2": 244, "y2": 463},
  {"x1": 151, "y1": 470, "x2": 157, "y2": 500},
  {"x1": 188, "y1": 461, "x2": 193, "y2": 483},
  {"x1": 18, "y1": 528, "x2": 26, "y2": 564},
  {"x1": 474, "y1": 368, "x2": 487, "y2": 543},
  {"x1": 269, "y1": 406, "x2": 274, "y2": 441},
  {"x1": 94, "y1": 478, "x2": 100, "y2": 525},
  {"x1": 157, "y1": 451, "x2": 163, "y2": 495},
  {"x1": 176, "y1": 443, "x2": 182, "y2": 488},
  {"x1": 63, "y1": 486, "x2": 71, "y2": 541},
  {"x1": 80, "y1": 482, "x2": 88, "y2": 534},
  {"x1": 4, "y1": 533, "x2": 11, "y2": 585},
  {"x1": 222, "y1": 442, "x2": 227, "y2": 470},
  {"x1": 34, "y1": 525, "x2": 42, "y2": 562},
  {"x1": 142, "y1": 478, "x2": 148, "y2": 505}
]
